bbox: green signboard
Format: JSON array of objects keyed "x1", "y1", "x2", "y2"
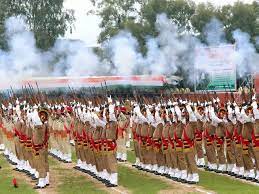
[{"x1": 195, "y1": 45, "x2": 236, "y2": 92}]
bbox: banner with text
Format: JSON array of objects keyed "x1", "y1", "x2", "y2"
[{"x1": 195, "y1": 45, "x2": 236, "y2": 91}]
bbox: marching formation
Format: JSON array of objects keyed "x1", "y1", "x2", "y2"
[
  {"x1": 0, "y1": 88, "x2": 258, "y2": 190},
  {"x1": 0, "y1": 101, "x2": 50, "y2": 189},
  {"x1": 130, "y1": 93, "x2": 259, "y2": 184}
]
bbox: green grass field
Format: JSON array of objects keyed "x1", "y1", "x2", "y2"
[
  {"x1": 57, "y1": 175, "x2": 107, "y2": 194},
  {"x1": 199, "y1": 170, "x2": 259, "y2": 194},
  {"x1": 0, "y1": 156, "x2": 36, "y2": 194},
  {"x1": 119, "y1": 165, "x2": 173, "y2": 194},
  {"x1": 127, "y1": 147, "x2": 259, "y2": 194},
  {"x1": 2, "y1": 143, "x2": 259, "y2": 194},
  {"x1": 49, "y1": 157, "x2": 107, "y2": 194}
]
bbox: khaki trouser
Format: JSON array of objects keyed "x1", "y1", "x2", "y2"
[
  {"x1": 14, "y1": 137, "x2": 24, "y2": 161},
  {"x1": 184, "y1": 149, "x2": 198, "y2": 174},
  {"x1": 105, "y1": 152, "x2": 117, "y2": 173},
  {"x1": 206, "y1": 141, "x2": 217, "y2": 164},
  {"x1": 226, "y1": 141, "x2": 236, "y2": 165},
  {"x1": 34, "y1": 147, "x2": 48, "y2": 178},
  {"x1": 235, "y1": 144, "x2": 244, "y2": 167},
  {"x1": 195, "y1": 141, "x2": 204, "y2": 159},
  {"x1": 252, "y1": 120, "x2": 259, "y2": 170},
  {"x1": 117, "y1": 137, "x2": 126, "y2": 155},
  {"x1": 169, "y1": 146, "x2": 177, "y2": 169},
  {"x1": 242, "y1": 122, "x2": 254, "y2": 171},
  {"x1": 176, "y1": 150, "x2": 187, "y2": 171},
  {"x1": 217, "y1": 141, "x2": 226, "y2": 165}
]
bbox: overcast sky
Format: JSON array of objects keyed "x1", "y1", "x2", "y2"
[{"x1": 64, "y1": 0, "x2": 256, "y2": 45}]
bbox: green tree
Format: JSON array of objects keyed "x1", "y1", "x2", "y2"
[
  {"x1": 0, "y1": 0, "x2": 75, "y2": 50},
  {"x1": 90, "y1": 0, "x2": 138, "y2": 43},
  {"x1": 190, "y1": 2, "x2": 217, "y2": 42}
]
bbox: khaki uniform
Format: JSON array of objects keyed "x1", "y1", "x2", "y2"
[
  {"x1": 216, "y1": 122, "x2": 226, "y2": 165},
  {"x1": 117, "y1": 112, "x2": 129, "y2": 161},
  {"x1": 242, "y1": 122, "x2": 254, "y2": 171},
  {"x1": 183, "y1": 122, "x2": 198, "y2": 174},
  {"x1": 204, "y1": 123, "x2": 217, "y2": 166},
  {"x1": 32, "y1": 123, "x2": 49, "y2": 179}
]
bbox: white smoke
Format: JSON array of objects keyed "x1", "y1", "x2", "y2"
[
  {"x1": 0, "y1": 14, "x2": 258, "y2": 90},
  {"x1": 232, "y1": 29, "x2": 259, "y2": 75},
  {"x1": 145, "y1": 13, "x2": 189, "y2": 75},
  {"x1": 0, "y1": 16, "x2": 47, "y2": 84},
  {"x1": 104, "y1": 13, "x2": 191, "y2": 76},
  {"x1": 104, "y1": 31, "x2": 142, "y2": 76},
  {"x1": 51, "y1": 39, "x2": 100, "y2": 76},
  {"x1": 203, "y1": 17, "x2": 226, "y2": 46},
  {"x1": 256, "y1": 36, "x2": 259, "y2": 47}
]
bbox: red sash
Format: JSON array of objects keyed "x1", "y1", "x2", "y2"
[
  {"x1": 204, "y1": 128, "x2": 214, "y2": 142},
  {"x1": 183, "y1": 126, "x2": 194, "y2": 148},
  {"x1": 107, "y1": 140, "x2": 117, "y2": 151},
  {"x1": 215, "y1": 135, "x2": 224, "y2": 145},
  {"x1": 252, "y1": 130, "x2": 259, "y2": 147},
  {"x1": 174, "y1": 132, "x2": 183, "y2": 147},
  {"x1": 233, "y1": 127, "x2": 242, "y2": 144},
  {"x1": 195, "y1": 128, "x2": 203, "y2": 141},
  {"x1": 225, "y1": 128, "x2": 232, "y2": 139},
  {"x1": 162, "y1": 136, "x2": 169, "y2": 150},
  {"x1": 13, "y1": 128, "x2": 21, "y2": 138},
  {"x1": 64, "y1": 124, "x2": 70, "y2": 134}
]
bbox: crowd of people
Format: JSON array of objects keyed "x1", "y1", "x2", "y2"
[{"x1": 0, "y1": 90, "x2": 258, "y2": 189}]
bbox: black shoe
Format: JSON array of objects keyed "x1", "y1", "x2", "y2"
[
  {"x1": 92, "y1": 175, "x2": 98, "y2": 179},
  {"x1": 81, "y1": 169, "x2": 87, "y2": 173},
  {"x1": 251, "y1": 178, "x2": 257, "y2": 182},
  {"x1": 33, "y1": 185, "x2": 45, "y2": 189},
  {"x1": 180, "y1": 179, "x2": 187, "y2": 183},
  {"x1": 73, "y1": 166, "x2": 80, "y2": 170},
  {"x1": 246, "y1": 177, "x2": 253, "y2": 181},
  {"x1": 214, "y1": 170, "x2": 220, "y2": 173},
  {"x1": 106, "y1": 183, "x2": 117, "y2": 187},
  {"x1": 26, "y1": 171, "x2": 31, "y2": 176},
  {"x1": 13, "y1": 168, "x2": 20, "y2": 171},
  {"x1": 240, "y1": 176, "x2": 246, "y2": 180}
]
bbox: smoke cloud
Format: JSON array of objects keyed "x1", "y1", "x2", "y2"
[
  {"x1": 0, "y1": 16, "x2": 47, "y2": 83},
  {"x1": 0, "y1": 14, "x2": 258, "y2": 90},
  {"x1": 203, "y1": 17, "x2": 226, "y2": 46}
]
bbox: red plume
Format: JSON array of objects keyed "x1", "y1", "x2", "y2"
[{"x1": 12, "y1": 178, "x2": 18, "y2": 188}]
